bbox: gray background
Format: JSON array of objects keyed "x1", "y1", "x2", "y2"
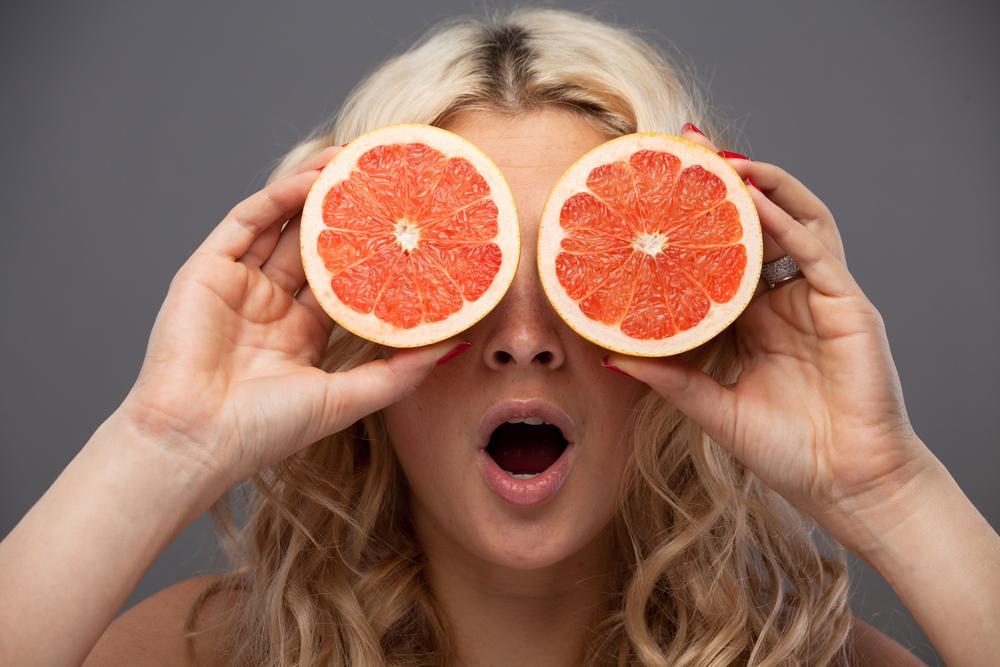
[{"x1": 2, "y1": 1, "x2": 998, "y2": 663}]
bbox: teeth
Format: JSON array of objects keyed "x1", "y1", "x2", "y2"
[
  {"x1": 505, "y1": 417, "x2": 548, "y2": 425},
  {"x1": 509, "y1": 472, "x2": 540, "y2": 480}
]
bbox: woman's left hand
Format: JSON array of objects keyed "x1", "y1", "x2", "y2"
[{"x1": 604, "y1": 125, "x2": 935, "y2": 551}]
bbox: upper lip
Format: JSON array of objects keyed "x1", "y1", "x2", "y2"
[{"x1": 478, "y1": 398, "x2": 577, "y2": 450}]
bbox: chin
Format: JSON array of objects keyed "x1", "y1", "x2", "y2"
[
  {"x1": 475, "y1": 525, "x2": 589, "y2": 571},
  {"x1": 466, "y1": 490, "x2": 613, "y2": 571}
]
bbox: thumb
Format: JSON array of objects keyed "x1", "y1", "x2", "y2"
[
  {"x1": 317, "y1": 338, "x2": 471, "y2": 435},
  {"x1": 606, "y1": 353, "x2": 738, "y2": 447}
]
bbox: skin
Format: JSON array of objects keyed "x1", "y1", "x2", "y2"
[
  {"x1": 0, "y1": 106, "x2": 996, "y2": 666},
  {"x1": 383, "y1": 109, "x2": 648, "y2": 665}
]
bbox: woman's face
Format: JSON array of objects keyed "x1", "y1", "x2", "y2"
[{"x1": 383, "y1": 107, "x2": 648, "y2": 571}]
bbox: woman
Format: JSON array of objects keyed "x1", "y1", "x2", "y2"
[{"x1": 2, "y1": 7, "x2": 996, "y2": 666}]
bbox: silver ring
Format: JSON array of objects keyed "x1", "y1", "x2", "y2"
[{"x1": 761, "y1": 255, "x2": 803, "y2": 288}]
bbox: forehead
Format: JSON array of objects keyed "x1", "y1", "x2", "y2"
[{"x1": 440, "y1": 107, "x2": 611, "y2": 210}]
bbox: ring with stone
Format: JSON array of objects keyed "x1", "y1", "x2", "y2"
[{"x1": 760, "y1": 255, "x2": 804, "y2": 289}]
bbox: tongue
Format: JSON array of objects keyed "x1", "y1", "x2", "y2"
[{"x1": 487, "y1": 423, "x2": 566, "y2": 474}]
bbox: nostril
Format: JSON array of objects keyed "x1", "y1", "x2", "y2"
[
  {"x1": 488, "y1": 348, "x2": 561, "y2": 367},
  {"x1": 493, "y1": 350, "x2": 513, "y2": 364}
]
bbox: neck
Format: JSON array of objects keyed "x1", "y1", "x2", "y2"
[{"x1": 413, "y1": 504, "x2": 617, "y2": 667}]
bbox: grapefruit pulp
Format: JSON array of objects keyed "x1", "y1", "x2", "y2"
[
  {"x1": 537, "y1": 133, "x2": 763, "y2": 357},
  {"x1": 300, "y1": 124, "x2": 520, "y2": 347}
]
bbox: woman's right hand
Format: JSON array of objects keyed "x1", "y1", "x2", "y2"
[{"x1": 119, "y1": 145, "x2": 466, "y2": 493}]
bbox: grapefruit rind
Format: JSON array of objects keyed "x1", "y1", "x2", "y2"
[
  {"x1": 536, "y1": 132, "x2": 763, "y2": 357},
  {"x1": 300, "y1": 123, "x2": 520, "y2": 348}
]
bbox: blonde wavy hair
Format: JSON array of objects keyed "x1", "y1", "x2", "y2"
[{"x1": 186, "y1": 7, "x2": 856, "y2": 665}]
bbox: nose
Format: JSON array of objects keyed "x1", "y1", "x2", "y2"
[{"x1": 480, "y1": 251, "x2": 566, "y2": 371}]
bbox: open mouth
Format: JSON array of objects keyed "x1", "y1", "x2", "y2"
[{"x1": 485, "y1": 418, "x2": 569, "y2": 479}]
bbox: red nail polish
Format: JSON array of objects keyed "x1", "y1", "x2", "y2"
[
  {"x1": 601, "y1": 354, "x2": 632, "y2": 378},
  {"x1": 718, "y1": 150, "x2": 749, "y2": 160},
  {"x1": 746, "y1": 176, "x2": 762, "y2": 193},
  {"x1": 435, "y1": 341, "x2": 472, "y2": 366},
  {"x1": 681, "y1": 122, "x2": 705, "y2": 136}
]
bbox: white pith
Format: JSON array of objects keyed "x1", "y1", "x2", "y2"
[
  {"x1": 393, "y1": 219, "x2": 420, "y2": 251},
  {"x1": 536, "y1": 133, "x2": 763, "y2": 357},
  {"x1": 300, "y1": 124, "x2": 520, "y2": 348},
  {"x1": 633, "y1": 232, "x2": 668, "y2": 256}
]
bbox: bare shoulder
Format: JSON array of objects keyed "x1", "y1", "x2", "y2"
[
  {"x1": 848, "y1": 616, "x2": 928, "y2": 666},
  {"x1": 82, "y1": 574, "x2": 234, "y2": 667}
]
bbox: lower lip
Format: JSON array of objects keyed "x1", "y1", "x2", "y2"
[{"x1": 478, "y1": 443, "x2": 575, "y2": 507}]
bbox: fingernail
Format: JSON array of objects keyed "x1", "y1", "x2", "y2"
[
  {"x1": 681, "y1": 122, "x2": 705, "y2": 137},
  {"x1": 601, "y1": 354, "x2": 632, "y2": 379},
  {"x1": 435, "y1": 341, "x2": 472, "y2": 367},
  {"x1": 718, "y1": 150, "x2": 749, "y2": 160},
  {"x1": 746, "y1": 176, "x2": 762, "y2": 193}
]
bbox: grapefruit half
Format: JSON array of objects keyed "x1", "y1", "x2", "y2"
[
  {"x1": 300, "y1": 124, "x2": 520, "y2": 347},
  {"x1": 537, "y1": 133, "x2": 762, "y2": 357}
]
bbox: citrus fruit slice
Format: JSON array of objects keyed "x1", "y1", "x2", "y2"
[
  {"x1": 537, "y1": 133, "x2": 763, "y2": 357},
  {"x1": 300, "y1": 124, "x2": 520, "y2": 347}
]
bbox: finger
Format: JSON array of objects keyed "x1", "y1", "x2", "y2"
[
  {"x1": 237, "y1": 145, "x2": 346, "y2": 268},
  {"x1": 240, "y1": 222, "x2": 283, "y2": 269},
  {"x1": 726, "y1": 159, "x2": 832, "y2": 223},
  {"x1": 605, "y1": 353, "x2": 737, "y2": 448},
  {"x1": 198, "y1": 169, "x2": 321, "y2": 261},
  {"x1": 747, "y1": 231, "x2": 790, "y2": 300},
  {"x1": 260, "y1": 213, "x2": 306, "y2": 292},
  {"x1": 759, "y1": 230, "x2": 785, "y2": 264},
  {"x1": 726, "y1": 160, "x2": 845, "y2": 262},
  {"x1": 750, "y1": 229, "x2": 807, "y2": 302},
  {"x1": 317, "y1": 339, "x2": 471, "y2": 436},
  {"x1": 678, "y1": 129, "x2": 782, "y2": 275},
  {"x1": 294, "y1": 280, "x2": 334, "y2": 333},
  {"x1": 679, "y1": 122, "x2": 719, "y2": 152},
  {"x1": 711, "y1": 153, "x2": 807, "y2": 267},
  {"x1": 747, "y1": 185, "x2": 860, "y2": 298},
  {"x1": 292, "y1": 144, "x2": 344, "y2": 174},
  {"x1": 674, "y1": 149, "x2": 774, "y2": 302},
  {"x1": 677, "y1": 127, "x2": 787, "y2": 298}
]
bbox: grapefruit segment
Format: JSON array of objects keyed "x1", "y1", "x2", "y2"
[
  {"x1": 537, "y1": 133, "x2": 762, "y2": 356},
  {"x1": 301, "y1": 124, "x2": 519, "y2": 347},
  {"x1": 555, "y1": 248, "x2": 632, "y2": 301},
  {"x1": 619, "y1": 257, "x2": 676, "y2": 339},
  {"x1": 330, "y1": 243, "x2": 401, "y2": 315},
  {"x1": 316, "y1": 227, "x2": 393, "y2": 275},
  {"x1": 630, "y1": 151, "x2": 682, "y2": 231},
  {"x1": 373, "y1": 258, "x2": 421, "y2": 328},
  {"x1": 322, "y1": 178, "x2": 392, "y2": 231},
  {"x1": 423, "y1": 242, "x2": 504, "y2": 302},
  {"x1": 421, "y1": 198, "x2": 499, "y2": 244},
  {"x1": 672, "y1": 245, "x2": 748, "y2": 303},
  {"x1": 559, "y1": 192, "x2": 633, "y2": 242},
  {"x1": 667, "y1": 202, "x2": 743, "y2": 247},
  {"x1": 662, "y1": 164, "x2": 728, "y2": 224},
  {"x1": 415, "y1": 156, "x2": 492, "y2": 225},
  {"x1": 410, "y1": 251, "x2": 464, "y2": 322},
  {"x1": 585, "y1": 161, "x2": 644, "y2": 229},
  {"x1": 578, "y1": 253, "x2": 641, "y2": 325}
]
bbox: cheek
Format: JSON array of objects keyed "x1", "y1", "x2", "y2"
[
  {"x1": 383, "y1": 394, "x2": 457, "y2": 492},
  {"x1": 384, "y1": 400, "x2": 427, "y2": 463},
  {"x1": 586, "y1": 421, "x2": 634, "y2": 492},
  {"x1": 580, "y1": 390, "x2": 646, "y2": 495}
]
